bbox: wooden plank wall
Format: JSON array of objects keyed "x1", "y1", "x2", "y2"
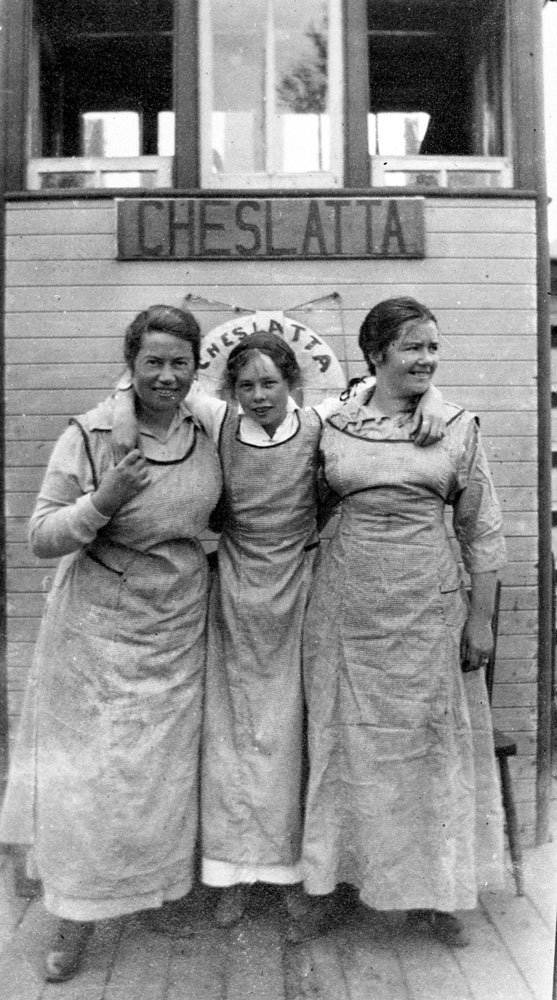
[{"x1": 4, "y1": 195, "x2": 539, "y2": 840}]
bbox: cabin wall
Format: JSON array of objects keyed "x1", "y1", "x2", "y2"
[{"x1": 4, "y1": 194, "x2": 539, "y2": 840}]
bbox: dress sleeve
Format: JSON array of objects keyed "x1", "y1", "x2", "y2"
[
  {"x1": 29, "y1": 424, "x2": 111, "y2": 559},
  {"x1": 451, "y1": 418, "x2": 507, "y2": 575},
  {"x1": 183, "y1": 382, "x2": 227, "y2": 443},
  {"x1": 313, "y1": 376, "x2": 377, "y2": 419}
]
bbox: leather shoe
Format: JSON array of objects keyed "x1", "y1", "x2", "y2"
[
  {"x1": 407, "y1": 909, "x2": 470, "y2": 948},
  {"x1": 44, "y1": 919, "x2": 93, "y2": 982},
  {"x1": 285, "y1": 895, "x2": 337, "y2": 943},
  {"x1": 214, "y1": 884, "x2": 248, "y2": 928}
]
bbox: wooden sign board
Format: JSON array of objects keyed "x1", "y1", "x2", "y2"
[{"x1": 116, "y1": 197, "x2": 425, "y2": 261}]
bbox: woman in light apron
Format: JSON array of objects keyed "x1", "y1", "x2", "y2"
[
  {"x1": 289, "y1": 298, "x2": 506, "y2": 948},
  {"x1": 0, "y1": 305, "x2": 222, "y2": 981}
]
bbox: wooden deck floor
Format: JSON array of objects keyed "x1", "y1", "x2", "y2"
[{"x1": 0, "y1": 828, "x2": 554, "y2": 1000}]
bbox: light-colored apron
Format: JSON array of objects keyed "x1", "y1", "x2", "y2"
[
  {"x1": 202, "y1": 407, "x2": 321, "y2": 872},
  {"x1": 0, "y1": 409, "x2": 222, "y2": 919},
  {"x1": 301, "y1": 408, "x2": 504, "y2": 911}
]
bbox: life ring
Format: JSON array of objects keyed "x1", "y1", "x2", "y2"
[{"x1": 197, "y1": 311, "x2": 347, "y2": 406}]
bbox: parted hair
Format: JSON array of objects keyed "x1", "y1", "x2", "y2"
[
  {"x1": 124, "y1": 304, "x2": 201, "y2": 370},
  {"x1": 358, "y1": 297, "x2": 437, "y2": 374},
  {"x1": 224, "y1": 331, "x2": 302, "y2": 396}
]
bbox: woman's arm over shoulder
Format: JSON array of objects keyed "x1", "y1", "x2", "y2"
[
  {"x1": 410, "y1": 384, "x2": 446, "y2": 446},
  {"x1": 111, "y1": 379, "x2": 227, "y2": 452},
  {"x1": 312, "y1": 377, "x2": 375, "y2": 420},
  {"x1": 184, "y1": 381, "x2": 227, "y2": 443},
  {"x1": 29, "y1": 424, "x2": 111, "y2": 559}
]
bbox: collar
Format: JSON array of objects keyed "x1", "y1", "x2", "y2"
[
  {"x1": 236, "y1": 396, "x2": 299, "y2": 444},
  {"x1": 78, "y1": 395, "x2": 200, "y2": 436}
]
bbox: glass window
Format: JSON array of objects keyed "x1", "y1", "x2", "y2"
[
  {"x1": 368, "y1": 113, "x2": 430, "y2": 156},
  {"x1": 82, "y1": 113, "x2": 141, "y2": 158},
  {"x1": 366, "y1": 0, "x2": 510, "y2": 189},
  {"x1": 199, "y1": 0, "x2": 343, "y2": 187},
  {"x1": 27, "y1": 0, "x2": 173, "y2": 189}
]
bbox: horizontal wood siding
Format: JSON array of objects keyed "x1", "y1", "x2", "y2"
[{"x1": 4, "y1": 196, "x2": 540, "y2": 841}]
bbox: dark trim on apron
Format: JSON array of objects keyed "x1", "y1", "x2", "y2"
[{"x1": 69, "y1": 418, "x2": 99, "y2": 489}]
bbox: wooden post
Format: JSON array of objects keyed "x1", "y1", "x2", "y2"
[
  {"x1": 174, "y1": 0, "x2": 199, "y2": 189},
  {"x1": 0, "y1": 0, "x2": 32, "y2": 794},
  {"x1": 0, "y1": 0, "x2": 10, "y2": 795},
  {"x1": 343, "y1": 0, "x2": 370, "y2": 188},
  {"x1": 508, "y1": 0, "x2": 553, "y2": 844}
]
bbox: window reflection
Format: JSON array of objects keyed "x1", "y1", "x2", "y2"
[
  {"x1": 368, "y1": 113, "x2": 430, "y2": 156},
  {"x1": 202, "y1": 0, "x2": 341, "y2": 184}
]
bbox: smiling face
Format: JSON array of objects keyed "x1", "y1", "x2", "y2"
[
  {"x1": 132, "y1": 331, "x2": 197, "y2": 426},
  {"x1": 234, "y1": 351, "x2": 291, "y2": 437},
  {"x1": 376, "y1": 319, "x2": 440, "y2": 400}
]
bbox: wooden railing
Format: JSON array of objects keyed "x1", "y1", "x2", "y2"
[
  {"x1": 27, "y1": 156, "x2": 173, "y2": 191},
  {"x1": 370, "y1": 156, "x2": 513, "y2": 189}
]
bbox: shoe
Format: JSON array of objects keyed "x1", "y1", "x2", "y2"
[
  {"x1": 407, "y1": 909, "x2": 470, "y2": 948},
  {"x1": 429, "y1": 911, "x2": 470, "y2": 947},
  {"x1": 285, "y1": 895, "x2": 337, "y2": 943},
  {"x1": 284, "y1": 883, "x2": 313, "y2": 921},
  {"x1": 144, "y1": 897, "x2": 194, "y2": 937},
  {"x1": 44, "y1": 919, "x2": 93, "y2": 983},
  {"x1": 214, "y1": 884, "x2": 248, "y2": 928}
]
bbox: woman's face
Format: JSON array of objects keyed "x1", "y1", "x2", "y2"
[
  {"x1": 234, "y1": 351, "x2": 290, "y2": 436},
  {"x1": 132, "y1": 331, "x2": 197, "y2": 421},
  {"x1": 375, "y1": 319, "x2": 439, "y2": 399}
]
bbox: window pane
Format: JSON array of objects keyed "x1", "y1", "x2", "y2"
[
  {"x1": 31, "y1": 1, "x2": 173, "y2": 159},
  {"x1": 366, "y1": 0, "x2": 505, "y2": 159},
  {"x1": 158, "y1": 112, "x2": 175, "y2": 156},
  {"x1": 82, "y1": 113, "x2": 141, "y2": 158},
  {"x1": 201, "y1": 0, "x2": 342, "y2": 185},
  {"x1": 368, "y1": 113, "x2": 430, "y2": 156}
]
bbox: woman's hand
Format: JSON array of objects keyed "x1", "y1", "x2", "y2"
[
  {"x1": 461, "y1": 570, "x2": 498, "y2": 672},
  {"x1": 92, "y1": 450, "x2": 150, "y2": 518},
  {"x1": 410, "y1": 385, "x2": 446, "y2": 446},
  {"x1": 460, "y1": 612, "x2": 493, "y2": 672}
]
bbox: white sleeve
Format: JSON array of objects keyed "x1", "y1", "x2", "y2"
[
  {"x1": 29, "y1": 425, "x2": 111, "y2": 559},
  {"x1": 312, "y1": 376, "x2": 377, "y2": 419},
  {"x1": 312, "y1": 396, "x2": 342, "y2": 419},
  {"x1": 185, "y1": 381, "x2": 227, "y2": 443}
]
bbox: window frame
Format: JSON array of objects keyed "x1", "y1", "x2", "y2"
[
  {"x1": 22, "y1": 0, "x2": 515, "y2": 194},
  {"x1": 196, "y1": 0, "x2": 344, "y2": 190}
]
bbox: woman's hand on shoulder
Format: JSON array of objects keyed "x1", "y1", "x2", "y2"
[
  {"x1": 92, "y1": 450, "x2": 150, "y2": 518},
  {"x1": 410, "y1": 384, "x2": 446, "y2": 447}
]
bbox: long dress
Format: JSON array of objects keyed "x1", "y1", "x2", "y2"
[
  {"x1": 201, "y1": 404, "x2": 323, "y2": 884},
  {"x1": 300, "y1": 396, "x2": 507, "y2": 912},
  {"x1": 0, "y1": 397, "x2": 222, "y2": 920}
]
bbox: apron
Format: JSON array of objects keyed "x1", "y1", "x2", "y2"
[
  {"x1": 201, "y1": 407, "x2": 321, "y2": 872},
  {"x1": 0, "y1": 406, "x2": 222, "y2": 919},
  {"x1": 301, "y1": 408, "x2": 504, "y2": 911}
]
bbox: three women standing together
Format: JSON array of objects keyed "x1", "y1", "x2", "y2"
[{"x1": 0, "y1": 296, "x2": 505, "y2": 980}]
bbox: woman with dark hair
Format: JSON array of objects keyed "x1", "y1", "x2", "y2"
[
  {"x1": 287, "y1": 297, "x2": 506, "y2": 948},
  {"x1": 0, "y1": 305, "x2": 222, "y2": 981},
  {"x1": 112, "y1": 327, "x2": 446, "y2": 930}
]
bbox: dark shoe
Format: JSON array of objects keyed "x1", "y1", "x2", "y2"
[
  {"x1": 285, "y1": 895, "x2": 337, "y2": 943},
  {"x1": 407, "y1": 909, "x2": 470, "y2": 948},
  {"x1": 429, "y1": 911, "x2": 470, "y2": 947},
  {"x1": 284, "y1": 883, "x2": 313, "y2": 921},
  {"x1": 144, "y1": 897, "x2": 194, "y2": 937},
  {"x1": 44, "y1": 919, "x2": 93, "y2": 983},
  {"x1": 214, "y1": 884, "x2": 248, "y2": 928}
]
